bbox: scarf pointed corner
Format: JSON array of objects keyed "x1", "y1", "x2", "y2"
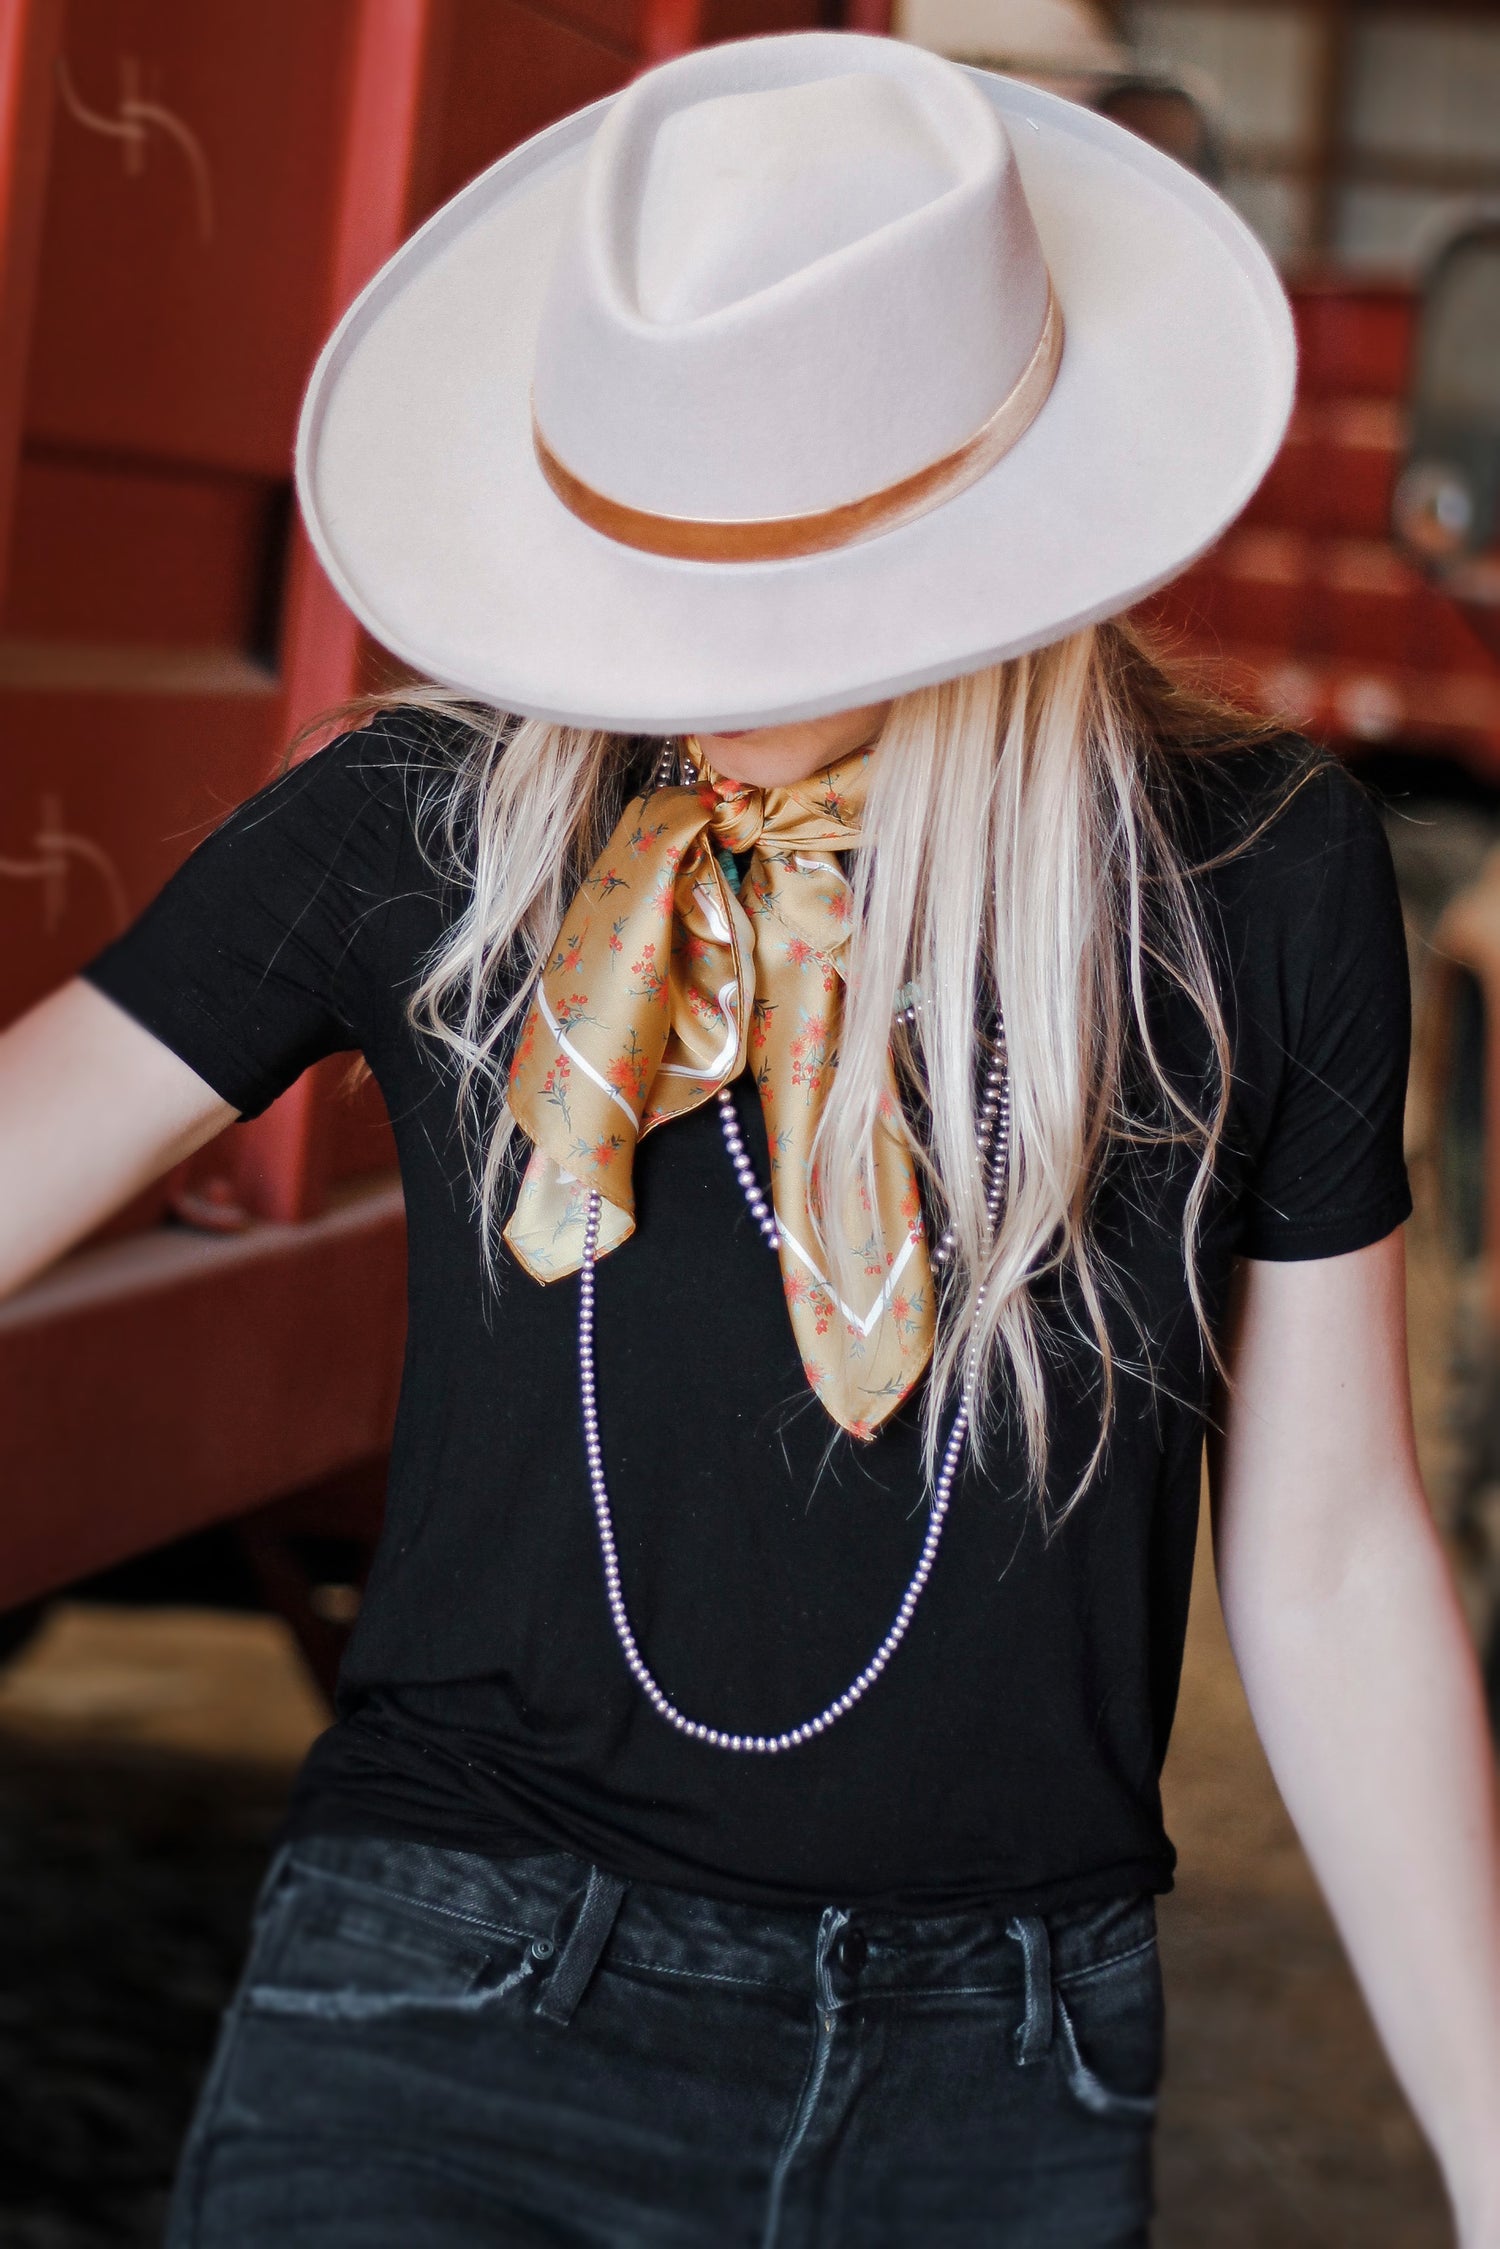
[{"x1": 504, "y1": 1147, "x2": 636, "y2": 1282}]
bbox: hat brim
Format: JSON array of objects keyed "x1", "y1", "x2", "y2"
[{"x1": 296, "y1": 63, "x2": 1294, "y2": 733}]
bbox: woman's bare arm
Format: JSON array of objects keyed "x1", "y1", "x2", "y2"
[
  {"x1": 0, "y1": 979, "x2": 235, "y2": 1300},
  {"x1": 1213, "y1": 1231, "x2": 1500, "y2": 2245}
]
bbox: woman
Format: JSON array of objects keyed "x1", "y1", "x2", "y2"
[{"x1": 2, "y1": 31, "x2": 1498, "y2": 2248}]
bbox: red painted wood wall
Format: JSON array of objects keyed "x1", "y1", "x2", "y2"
[
  {"x1": 0, "y1": 0, "x2": 850, "y2": 1609},
  {"x1": 1146, "y1": 280, "x2": 1500, "y2": 779}
]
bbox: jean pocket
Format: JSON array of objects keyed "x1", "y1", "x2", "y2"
[
  {"x1": 242, "y1": 1857, "x2": 542, "y2": 2024},
  {"x1": 1052, "y1": 1937, "x2": 1164, "y2": 2124}
]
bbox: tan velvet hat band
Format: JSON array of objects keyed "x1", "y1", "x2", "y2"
[{"x1": 533, "y1": 282, "x2": 1064, "y2": 564}]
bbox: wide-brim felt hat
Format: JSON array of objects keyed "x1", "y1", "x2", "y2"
[{"x1": 295, "y1": 31, "x2": 1294, "y2": 734}]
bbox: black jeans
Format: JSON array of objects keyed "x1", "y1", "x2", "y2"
[{"x1": 165, "y1": 1835, "x2": 1162, "y2": 2247}]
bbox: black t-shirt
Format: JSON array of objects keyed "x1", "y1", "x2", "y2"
[{"x1": 83, "y1": 716, "x2": 1412, "y2": 1916}]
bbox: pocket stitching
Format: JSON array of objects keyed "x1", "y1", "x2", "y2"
[
  {"x1": 280, "y1": 1853, "x2": 539, "y2": 1949},
  {"x1": 1053, "y1": 1988, "x2": 1159, "y2": 2121},
  {"x1": 1053, "y1": 1933, "x2": 1158, "y2": 1992},
  {"x1": 245, "y1": 1884, "x2": 529, "y2": 2018},
  {"x1": 242, "y1": 1953, "x2": 538, "y2": 2021}
]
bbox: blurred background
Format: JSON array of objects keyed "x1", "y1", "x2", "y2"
[{"x1": 3, "y1": 0, "x2": 1500, "y2": 2240}]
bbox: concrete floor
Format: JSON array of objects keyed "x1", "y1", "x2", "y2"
[{"x1": 0, "y1": 1192, "x2": 1471, "y2": 2244}]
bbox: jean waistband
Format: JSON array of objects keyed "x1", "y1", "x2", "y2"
[{"x1": 273, "y1": 1832, "x2": 1156, "y2": 2007}]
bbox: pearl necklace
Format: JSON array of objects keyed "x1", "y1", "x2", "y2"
[{"x1": 573, "y1": 738, "x2": 1008, "y2": 1752}]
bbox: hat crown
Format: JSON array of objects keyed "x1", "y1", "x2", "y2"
[
  {"x1": 635, "y1": 75, "x2": 962, "y2": 326},
  {"x1": 533, "y1": 34, "x2": 1053, "y2": 524}
]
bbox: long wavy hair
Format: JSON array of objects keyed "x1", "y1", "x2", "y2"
[{"x1": 347, "y1": 617, "x2": 1292, "y2": 1517}]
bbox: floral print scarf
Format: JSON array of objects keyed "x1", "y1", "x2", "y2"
[{"x1": 504, "y1": 747, "x2": 932, "y2": 1436}]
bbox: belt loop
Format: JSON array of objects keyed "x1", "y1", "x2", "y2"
[
  {"x1": 534, "y1": 1865, "x2": 629, "y2": 2026},
  {"x1": 1005, "y1": 1913, "x2": 1054, "y2": 2065},
  {"x1": 814, "y1": 1906, "x2": 851, "y2": 2016}
]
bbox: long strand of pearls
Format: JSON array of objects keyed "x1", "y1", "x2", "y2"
[{"x1": 575, "y1": 992, "x2": 1009, "y2": 1753}]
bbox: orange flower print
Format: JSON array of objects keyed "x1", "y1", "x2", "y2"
[
  {"x1": 649, "y1": 866, "x2": 677, "y2": 920},
  {"x1": 607, "y1": 916, "x2": 628, "y2": 960},
  {"x1": 588, "y1": 866, "x2": 628, "y2": 900},
  {"x1": 813, "y1": 772, "x2": 855, "y2": 828},
  {"x1": 605, "y1": 1034, "x2": 649, "y2": 1106},
  {"x1": 629, "y1": 942, "x2": 667, "y2": 1004},
  {"x1": 551, "y1": 930, "x2": 584, "y2": 976},
  {"x1": 509, "y1": 1009, "x2": 539, "y2": 1080},
  {"x1": 790, "y1": 1010, "x2": 829, "y2": 1095},
  {"x1": 554, "y1": 992, "x2": 590, "y2": 1025},
  {"x1": 539, "y1": 1055, "x2": 573, "y2": 1128},
  {"x1": 568, "y1": 1131, "x2": 625, "y2": 1173},
  {"x1": 853, "y1": 1225, "x2": 880, "y2": 1274},
  {"x1": 628, "y1": 820, "x2": 668, "y2": 857},
  {"x1": 785, "y1": 937, "x2": 814, "y2": 972}
]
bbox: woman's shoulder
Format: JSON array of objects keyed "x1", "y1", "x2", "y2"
[
  {"x1": 1161, "y1": 732, "x2": 1388, "y2": 901},
  {"x1": 1159, "y1": 735, "x2": 1406, "y2": 1058},
  {"x1": 279, "y1": 702, "x2": 477, "y2": 819},
  {"x1": 233, "y1": 702, "x2": 489, "y2": 893}
]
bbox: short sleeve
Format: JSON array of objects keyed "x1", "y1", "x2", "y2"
[
  {"x1": 82, "y1": 727, "x2": 407, "y2": 1120},
  {"x1": 1239, "y1": 764, "x2": 1413, "y2": 1261}
]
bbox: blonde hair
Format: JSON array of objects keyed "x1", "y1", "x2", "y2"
[{"x1": 373, "y1": 618, "x2": 1285, "y2": 1519}]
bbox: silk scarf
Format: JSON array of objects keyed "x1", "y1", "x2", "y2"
[{"x1": 504, "y1": 748, "x2": 932, "y2": 1437}]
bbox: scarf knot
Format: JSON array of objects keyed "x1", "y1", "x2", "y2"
[{"x1": 701, "y1": 776, "x2": 776, "y2": 852}]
